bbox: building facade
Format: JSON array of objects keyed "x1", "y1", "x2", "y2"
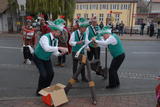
[
  {"x1": 0, "y1": 0, "x2": 20, "y2": 32},
  {"x1": 151, "y1": 0, "x2": 160, "y2": 14},
  {"x1": 74, "y1": 0, "x2": 138, "y2": 28}
]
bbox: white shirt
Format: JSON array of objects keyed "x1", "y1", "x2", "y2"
[
  {"x1": 69, "y1": 30, "x2": 88, "y2": 46},
  {"x1": 39, "y1": 33, "x2": 60, "y2": 56},
  {"x1": 95, "y1": 35, "x2": 117, "y2": 47},
  {"x1": 85, "y1": 25, "x2": 98, "y2": 43}
]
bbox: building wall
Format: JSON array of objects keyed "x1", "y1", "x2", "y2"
[
  {"x1": 0, "y1": 13, "x2": 8, "y2": 32},
  {"x1": 152, "y1": 3, "x2": 160, "y2": 13},
  {"x1": 0, "y1": 11, "x2": 18, "y2": 32},
  {"x1": 74, "y1": 2, "x2": 137, "y2": 27}
]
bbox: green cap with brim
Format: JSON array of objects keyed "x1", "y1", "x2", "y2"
[
  {"x1": 47, "y1": 18, "x2": 65, "y2": 31},
  {"x1": 98, "y1": 26, "x2": 112, "y2": 36},
  {"x1": 78, "y1": 17, "x2": 89, "y2": 27}
]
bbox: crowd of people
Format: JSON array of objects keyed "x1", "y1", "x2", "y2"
[
  {"x1": 21, "y1": 15, "x2": 125, "y2": 96},
  {"x1": 140, "y1": 20, "x2": 160, "y2": 38}
]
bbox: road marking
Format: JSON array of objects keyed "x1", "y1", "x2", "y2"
[
  {"x1": 0, "y1": 46, "x2": 21, "y2": 50},
  {"x1": 132, "y1": 52, "x2": 160, "y2": 55},
  {"x1": 119, "y1": 72, "x2": 157, "y2": 80}
]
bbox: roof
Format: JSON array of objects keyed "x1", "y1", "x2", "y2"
[
  {"x1": 0, "y1": 0, "x2": 8, "y2": 14},
  {"x1": 76, "y1": 0, "x2": 138, "y2": 3},
  {"x1": 152, "y1": 0, "x2": 160, "y2": 3}
]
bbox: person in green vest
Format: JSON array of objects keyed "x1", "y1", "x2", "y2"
[
  {"x1": 69, "y1": 17, "x2": 89, "y2": 82},
  {"x1": 86, "y1": 16, "x2": 101, "y2": 61},
  {"x1": 92, "y1": 26, "x2": 125, "y2": 89},
  {"x1": 33, "y1": 18, "x2": 68, "y2": 96}
]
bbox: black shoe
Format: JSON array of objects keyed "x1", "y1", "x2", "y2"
[
  {"x1": 75, "y1": 78, "x2": 79, "y2": 82},
  {"x1": 82, "y1": 78, "x2": 89, "y2": 82},
  {"x1": 36, "y1": 93, "x2": 41, "y2": 96},
  {"x1": 36, "y1": 89, "x2": 41, "y2": 96}
]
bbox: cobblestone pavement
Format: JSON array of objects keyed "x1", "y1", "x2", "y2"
[{"x1": 0, "y1": 93, "x2": 156, "y2": 107}]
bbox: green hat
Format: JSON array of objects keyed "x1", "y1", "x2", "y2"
[
  {"x1": 78, "y1": 17, "x2": 89, "y2": 27},
  {"x1": 98, "y1": 26, "x2": 112, "y2": 36},
  {"x1": 48, "y1": 18, "x2": 65, "y2": 31}
]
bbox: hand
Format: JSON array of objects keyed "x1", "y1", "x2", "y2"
[
  {"x1": 58, "y1": 47, "x2": 68, "y2": 54},
  {"x1": 92, "y1": 37, "x2": 96, "y2": 42},
  {"x1": 86, "y1": 48, "x2": 90, "y2": 52},
  {"x1": 76, "y1": 41, "x2": 83, "y2": 45}
]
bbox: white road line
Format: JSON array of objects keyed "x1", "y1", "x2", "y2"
[
  {"x1": 0, "y1": 46, "x2": 21, "y2": 50},
  {"x1": 132, "y1": 52, "x2": 160, "y2": 55}
]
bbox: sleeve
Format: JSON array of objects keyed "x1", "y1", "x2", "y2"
[
  {"x1": 84, "y1": 32, "x2": 90, "y2": 49},
  {"x1": 95, "y1": 36, "x2": 117, "y2": 46},
  {"x1": 69, "y1": 32, "x2": 77, "y2": 46},
  {"x1": 39, "y1": 36, "x2": 59, "y2": 53},
  {"x1": 85, "y1": 27, "x2": 90, "y2": 44}
]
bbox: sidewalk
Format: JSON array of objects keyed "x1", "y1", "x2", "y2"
[
  {"x1": 120, "y1": 34, "x2": 160, "y2": 41},
  {"x1": 0, "y1": 33, "x2": 160, "y2": 41},
  {"x1": 0, "y1": 93, "x2": 156, "y2": 107}
]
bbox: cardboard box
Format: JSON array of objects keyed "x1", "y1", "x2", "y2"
[{"x1": 39, "y1": 83, "x2": 69, "y2": 107}]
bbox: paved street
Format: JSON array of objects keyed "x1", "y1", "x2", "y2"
[{"x1": 0, "y1": 33, "x2": 159, "y2": 107}]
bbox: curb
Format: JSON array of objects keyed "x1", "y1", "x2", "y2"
[{"x1": 0, "y1": 91, "x2": 155, "y2": 101}]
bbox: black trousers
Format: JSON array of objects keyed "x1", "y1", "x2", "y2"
[
  {"x1": 108, "y1": 53, "x2": 125, "y2": 86},
  {"x1": 33, "y1": 55, "x2": 54, "y2": 92},
  {"x1": 157, "y1": 29, "x2": 160, "y2": 39},
  {"x1": 72, "y1": 52, "x2": 86, "y2": 79},
  {"x1": 23, "y1": 46, "x2": 32, "y2": 60},
  {"x1": 140, "y1": 29, "x2": 144, "y2": 35},
  {"x1": 87, "y1": 46, "x2": 100, "y2": 61},
  {"x1": 58, "y1": 55, "x2": 66, "y2": 64}
]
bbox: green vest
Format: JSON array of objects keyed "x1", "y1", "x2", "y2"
[
  {"x1": 72, "y1": 30, "x2": 86, "y2": 53},
  {"x1": 108, "y1": 33, "x2": 125, "y2": 58},
  {"x1": 35, "y1": 33, "x2": 58, "y2": 61},
  {"x1": 88, "y1": 25, "x2": 100, "y2": 47}
]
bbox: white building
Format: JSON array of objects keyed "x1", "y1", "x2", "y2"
[{"x1": 0, "y1": 0, "x2": 25, "y2": 33}]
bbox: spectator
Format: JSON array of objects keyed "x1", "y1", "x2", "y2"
[
  {"x1": 150, "y1": 21, "x2": 155, "y2": 37},
  {"x1": 140, "y1": 21, "x2": 146, "y2": 35},
  {"x1": 99, "y1": 21, "x2": 104, "y2": 29},
  {"x1": 157, "y1": 21, "x2": 160, "y2": 39},
  {"x1": 119, "y1": 21, "x2": 124, "y2": 36}
]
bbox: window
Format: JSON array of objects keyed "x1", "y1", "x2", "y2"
[
  {"x1": 121, "y1": 4, "x2": 123, "y2": 10},
  {"x1": 82, "y1": 4, "x2": 88, "y2": 10},
  {"x1": 107, "y1": 14, "x2": 112, "y2": 18},
  {"x1": 100, "y1": 4, "x2": 102, "y2": 10},
  {"x1": 115, "y1": 14, "x2": 120, "y2": 22},
  {"x1": 128, "y1": 4, "x2": 131, "y2": 10},
  {"x1": 96, "y1": 4, "x2": 98, "y2": 9},
  {"x1": 84, "y1": 13, "x2": 88, "y2": 18},
  {"x1": 124, "y1": 4, "x2": 127, "y2": 9},
  {"x1": 106, "y1": 4, "x2": 109, "y2": 9},
  {"x1": 99, "y1": 14, "x2": 104, "y2": 22},
  {"x1": 90, "y1": 4, "x2": 98, "y2": 10},
  {"x1": 100, "y1": 4, "x2": 108, "y2": 10},
  {"x1": 113, "y1": 4, "x2": 116, "y2": 10},
  {"x1": 117, "y1": 4, "x2": 119, "y2": 10},
  {"x1": 76, "y1": 4, "x2": 79, "y2": 10},
  {"x1": 21, "y1": 5, "x2": 24, "y2": 11},
  {"x1": 80, "y1": 5, "x2": 82, "y2": 10},
  {"x1": 110, "y1": 4, "x2": 113, "y2": 10}
]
